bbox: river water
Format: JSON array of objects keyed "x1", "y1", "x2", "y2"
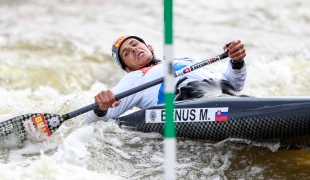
[{"x1": 1, "y1": 0, "x2": 310, "y2": 179}]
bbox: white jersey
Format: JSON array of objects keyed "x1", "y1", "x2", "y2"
[{"x1": 85, "y1": 57, "x2": 247, "y2": 123}]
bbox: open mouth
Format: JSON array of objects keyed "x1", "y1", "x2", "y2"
[{"x1": 137, "y1": 52, "x2": 143, "y2": 59}]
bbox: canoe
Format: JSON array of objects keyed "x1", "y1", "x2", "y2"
[{"x1": 116, "y1": 97, "x2": 310, "y2": 146}]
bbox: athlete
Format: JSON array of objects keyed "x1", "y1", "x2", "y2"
[{"x1": 85, "y1": 35, "x2": 247, "y2": 123}]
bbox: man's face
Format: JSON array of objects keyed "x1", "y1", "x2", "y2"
[{"x1": 119, "y1": 38, "x2": 154, "y2": 71}]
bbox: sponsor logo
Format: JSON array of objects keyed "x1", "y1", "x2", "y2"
[
  {"x1": 149, "y1": 110, "x2": 157, "y2": 122},
  {"x1": 49, "y1": 117, "x2": 60, "y2": 127},
  {"x1": 23, "y1": 118, "x2": 36, "y2": 134},
  {"x1": 145, "y1": 107, "x2": 229, "y2": 123},
  {"x1": 27, "y1": 123, "x2": 33, "y2": 132},
  {"x1": 209, "y1": 57, "x2": 217, "y2": 63},
  {"x1": 0, "y1": 123, "x2": 14, "y2": 135},
  {"x1": 191, "y1": 57, "x2": 218, "y2": 71},
  {"x1": 114, "y1": 35, "x2": 128, "y2": 48},
  {"x1": 31, "y1": 114, "x2": 52, "y2": 136},
  {"x1": 183, "y1": 67, "x2": 191, "y2": 74},
  {"x1": 192, "y1": 62, "x2": 208, "y2": 70}
]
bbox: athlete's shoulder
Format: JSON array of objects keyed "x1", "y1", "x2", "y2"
[
  {"x1": 118, "y1": 70, "x2": 144, "y2": 83},
  {"x1": 112, "y1": 70, "x2": 144, "y2": 94}
]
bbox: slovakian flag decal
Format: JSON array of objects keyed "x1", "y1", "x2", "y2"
[{"x1": 215, "y1": 110, "x2": 228, "y2": 122}]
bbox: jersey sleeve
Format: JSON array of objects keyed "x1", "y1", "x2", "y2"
[{"x1": 223, "y1": 60, "x2": 247, "y2": 92}]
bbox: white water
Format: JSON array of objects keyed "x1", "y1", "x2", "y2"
[{"x1": 1, "y1": 0, "x2": 310, "y2": 179}]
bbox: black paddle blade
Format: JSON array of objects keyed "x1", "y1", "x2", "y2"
[{"x1": 0, "y1": 113, "x2": 64, "y2": 143}]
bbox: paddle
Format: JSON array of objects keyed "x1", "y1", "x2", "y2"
[{"x1": 0, "y1": 51, "x2": 229, "y2": 142}]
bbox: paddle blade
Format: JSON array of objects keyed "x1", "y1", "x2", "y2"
[{"x1": 0, "y1": 113, "x2": 64, "y2": 143}]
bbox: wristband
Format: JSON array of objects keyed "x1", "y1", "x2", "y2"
[
  {"x1": 230, "y1": 59, "x2": 245, "y2": 69},
  {"x1": 94, "y1": 108, "x2": 108, "y2": 117}
]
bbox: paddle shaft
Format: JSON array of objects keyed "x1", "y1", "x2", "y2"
[{"x1": 62, "y1": 52, "x2": 228, "y2": 120}]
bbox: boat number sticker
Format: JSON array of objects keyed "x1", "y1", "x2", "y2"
[{"x1": 145, "y1": 107, "x2": 229, "y2": 123}]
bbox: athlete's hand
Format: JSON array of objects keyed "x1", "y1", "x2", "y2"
[
  {"x1": 94, "y1": 90, "x2": 120, "y2": 110},
  {"x1": 223, "y1": 40, "x2": 246, "y2": 61}
]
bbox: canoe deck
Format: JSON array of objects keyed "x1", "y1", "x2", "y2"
[{"x1": 116, "y1": 97, "x2": 310, "y2": 145}]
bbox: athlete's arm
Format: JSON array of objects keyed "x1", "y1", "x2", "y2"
[
  {"x1": 223, "y1": 40, "x2": 247, "y2": 91},
  {"x1": 85, "y1": 71, "x2": 145, "y2": 123}
]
